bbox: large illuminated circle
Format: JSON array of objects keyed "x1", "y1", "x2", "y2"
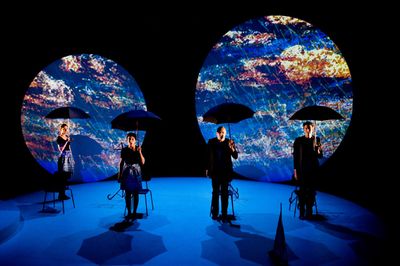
[
  {"x1": 21, "y1": 54, "x2": 146, "y2": 182},
  {"x1": 196, "y1": 16, "x2": 353, "y2": 182}
]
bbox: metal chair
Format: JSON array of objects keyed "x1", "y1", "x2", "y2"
[
  {"x1": 42, "y1": 176, "x2": 75, "y2": 214},
  {"x1": 110, "y1": 180, "x2": 154, "y2": 217},
  {"x1": 288, "y1": 186, "x2": 318, "y2": 217},
  {"x1": 137, "y1": 180, "x2": 154, "y2": 216}
]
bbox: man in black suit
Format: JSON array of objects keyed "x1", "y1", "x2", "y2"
[
  {"x1": 293, "y1": 121, "x2": 323, "y2": 219},
  {"x1": 206, "y1": 126, "x2": 238, "y2": 221}
]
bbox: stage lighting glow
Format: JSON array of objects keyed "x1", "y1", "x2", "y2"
[
  {"x1": 195, "y1": 15, "x2": 353, "y2": 182},
  {"x1": 21, "y1": 54, "x2": 146, "y2": 182}
]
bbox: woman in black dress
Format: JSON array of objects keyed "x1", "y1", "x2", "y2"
[
  {"x1": 118, "y1": 132, "x2": 145, "y2": 220},
  {"x1": 56, "y1": 123, "x2": 75, "y2": 200}
]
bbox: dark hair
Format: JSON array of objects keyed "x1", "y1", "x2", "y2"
[
  {"x1": 60, "y1": 123, "x2": 68, "y2": 129},
  {"x1": 126, "y1": 132, "x2": 137, "y2": 139},
  {"x1": 217, "y1": 126, "x2": 225, "y2": 133},
  {"x1": 302, "y1": 121, "x2": 314, "y2": 127}
]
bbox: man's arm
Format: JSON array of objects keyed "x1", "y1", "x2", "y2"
[{"x1": 229, "y1": 139, "x2": 238, "y2": 159}]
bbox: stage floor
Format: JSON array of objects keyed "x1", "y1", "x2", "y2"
[{"x1": 0, "y1": 177, "x2": 389, "y2": 265}]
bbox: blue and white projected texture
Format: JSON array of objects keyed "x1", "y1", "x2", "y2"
[
  {"x1": 21, "y1": 54, "x2": 146, "y2": 182},
  {"x1": 196, "y1": 16, "x2": 353, "y2": 182}
]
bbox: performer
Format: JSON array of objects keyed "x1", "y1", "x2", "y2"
[
  {"x1": 118, "y1": 132, "x2": 145, "y2": 220},
  {"x1": 56, "y1": 123, "x2": 74, "y2": 200},
  {"x1": 293, "y1": 121, "x2": 323, "y2": 219},
  {"x1": 206, "y1": 126, "x2": 238, "y2": 221}
]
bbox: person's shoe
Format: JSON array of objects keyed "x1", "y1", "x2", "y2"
[
  {"x1": 211, "y1": 212, "x2": 219, "y2": 220},
  {"x1": 129, "y1": 213, "x2": 137, "y2": 220},
  {"x1": 220, "y1": 214, "x2": 228, "y2": 223}
]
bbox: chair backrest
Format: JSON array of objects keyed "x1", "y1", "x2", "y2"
[{"x1": 139, "y1": 180, "x2": 151, "y2": 193}]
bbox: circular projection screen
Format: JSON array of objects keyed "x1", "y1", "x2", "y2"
[
  {"x1": 21, "y1": 54, "x2": 146, "y2": 182},
  {"x1": 195, "y1": 16, "x2": 353, "y2": 182}
]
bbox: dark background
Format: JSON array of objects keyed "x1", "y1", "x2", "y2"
[{"x1": 3, "y1": 6, "x2": 392, "y2": 228}]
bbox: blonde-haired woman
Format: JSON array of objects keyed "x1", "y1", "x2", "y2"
[{"x1": 56, "y1": 123, "x2": 74, "y2": 200}]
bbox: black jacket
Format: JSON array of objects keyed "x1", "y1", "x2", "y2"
[
  {"x1": 293, "y1": 136, "x2": 323, "y2": 181},
  {"x1": 207, "y1": 137, "x2": 238, "y2": 177}
]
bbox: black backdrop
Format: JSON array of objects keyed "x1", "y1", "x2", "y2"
[{"x1": 3, "y1": 6, "x2": 392, "y2": 223}]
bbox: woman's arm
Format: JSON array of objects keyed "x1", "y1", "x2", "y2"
[{"x1": 138, "y1": 146, "x2": 145, "y2": 165}]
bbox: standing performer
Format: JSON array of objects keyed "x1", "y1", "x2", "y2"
[
  {"x1": 118, "y1": 132, "x2": 145, "y2": 220},
  {"x1": 293, "y1": 121, "x2": 323, "y2": 219}
]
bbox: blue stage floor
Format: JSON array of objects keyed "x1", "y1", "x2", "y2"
[{"x1": 0, "y1": 177, "x2": 389, "y2": 265}]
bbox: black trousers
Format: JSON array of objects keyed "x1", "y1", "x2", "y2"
[
  {"x1": 298, "y1": 186, "x2": 316, "y2": 218},
  {"x1": 211, "y1": 177, "x2": 229, "y2": 217}
]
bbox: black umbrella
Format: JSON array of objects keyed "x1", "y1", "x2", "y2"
[
  {"x1": 111, "y1": 109, "x2": 161, "y2": 145},
  {"x1": 289, "y1": 105, "x2": 344, "y2": 121},
  {"x1": 45, "y1": 106, "x2": 90, "y2": 119},
  {"x1": 71, "y1": 135, "x2": 103, "y2": 156},
  {"x1": 289, "y1": 105, "x2": 345, "y2": 144},
  {"x1": 202, "y1": 102, "x2": 255, "y2": 138},
  {"x1": 111, "y1": 109, "x2": 161, "y2": 132},
  {"x1": 46, "y1": 106, "x2": 90, "y2": 160}
]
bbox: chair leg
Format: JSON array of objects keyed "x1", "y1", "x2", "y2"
[
  {"x1": 69, "y1": 189, "x2": 75, "y2": 208},
  {"x1": 149, "y1": 191, "x2": 154, "y2": 210},
  {"x1": 144, "y1": 194, "x2": 148, "y2": 216},
  {"x1": 53, "y1": 192, "x2": 56, "y2": 208},
  {"x1": 230, "y1": 194, "x2": 235, "y2": 216},
  {"x1": 43, "y1": 191, "x2": 47, "y2": 211},
  {"x1": 314, "y1": 196, "x2": 318, "y2": 214}
]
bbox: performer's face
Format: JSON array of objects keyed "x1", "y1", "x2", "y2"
[
  {"x1": 60, "y1": 126, "x2": 68, "y2": 134},
  {"x1": 217, "y1": 128, "x2": 226, "y2": 141},
  {"x1": 127, "y1": 136, "x2": 136, "y2": 146},
  {"x1": 303, "y1": 124, "x2": 314, "y2": 138}
]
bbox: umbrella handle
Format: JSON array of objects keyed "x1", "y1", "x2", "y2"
[
  {"x1": 136, "y1": 121, "x2": 139, "y2": 145},
  {"x1": 313, "y1": 120, "x2": 317, "y2": 148}
]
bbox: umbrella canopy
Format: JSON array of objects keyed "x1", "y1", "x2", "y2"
[
  {"x1": 289, "y1": 105, "x2": 344, "y2": 121},
  {"x1": 111, "y1": 109, "x2": 161, "y2": 132},
  {"x1": 45, "y1": 106, "x2": 90, "y2": 119},
  {"x1": 203, "y1": 103, "x2": 255, "y2": 124},
  {"x1": 202, "y1": 102, "x2": 255, "y2": 139},
  {"x1": 289, "y1": 105, "x2": 345, "y2": 147},
  {"x1": 71, "y1": 135, "x2": 103, "y2": 156}
]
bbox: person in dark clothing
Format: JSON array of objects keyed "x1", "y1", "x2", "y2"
[
  {"x1": 293, "y1": 121, "x2": 323, "y2": 220},
  {"x1": 206, "y1": 126, "x2": 238, "y2": 221},
  {"x1": 56, "y1": 123, "x2": 74, "y2": 200},
  {"x1": 118, "y1": 132, "x2": 145, "y2": 220}
]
